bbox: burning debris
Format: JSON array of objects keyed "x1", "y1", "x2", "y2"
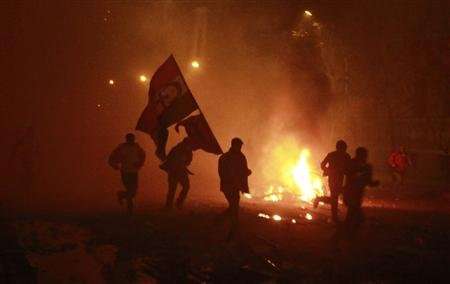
[
  {"x1": 259, "y1": 137, "x2": 326, "y2": 206},
  {"x1": 272, "y1": 215, "x2": 282, "y2": 222},
  {"x1": 258, "y1": 213, "x2": 271, "y2": 219},
  {"x1": 257, "y1": 212, "x2": 315, "y2": 224}
]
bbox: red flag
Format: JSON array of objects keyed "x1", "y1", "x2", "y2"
[
  {"x1": 136, "y1": 55, "x2": 198, "y2": 160},
  {"x1": 175, "y1": 114, "x2": 223, "y2": 155}
]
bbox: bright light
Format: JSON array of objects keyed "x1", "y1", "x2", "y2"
[
  {"x1": 272, "y1": 215, "x2": 282, "y2": 222},
  {"x1": 304, "y1": 10, "x2": 312, "y2": 16},
  {"x1": 96, "y1": 104, "x2": 102, "y2": 108},
  {"x1": 191, "y1": 60, "x2": 200, "y2": 69},
  {"x1": 258, "y1": 213, "x2": 270, "y2": 219},
  {"x1": 243, "y1": 193, "x2": 252, "y2": 199},
  {"x1": 108, "y1": 79, "x2": 114, "y2": 85},
  {"x1": 262, "y1": 137, "x2": 325, "y2": 204},
  {"x1": 305, "y1": 213, "x2": 313, "y2": 220},
  {"x1": 291, "y1": 219, "x2": 297, "y2": 224},
  {"x1": 139, "y1": 75, "x2": 148, "y2": 82}
]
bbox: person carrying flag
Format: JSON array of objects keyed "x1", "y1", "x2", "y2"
[{"x1": 160, "y1": 138, "x2": 194, "y2": 209}]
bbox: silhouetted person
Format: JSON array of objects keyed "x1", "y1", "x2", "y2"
[
  {"x1": 388, "y1": 146, "x2": 411, "y2": 190},
  {"x1": 344, "y1": 147, "x2": 379, "y2": 232},
  {"x1": 217, "y1": 138, "x2": 252, "y2": 241},
  {"x1": 314, "y1": 140, "x2": 351, "y2": 223},
  {"x1": 160, "y1": 138, "x2": 194, "y2": 209},
  {"x1": 109, "y1": 133, "x2": 146, "y2": 215}
]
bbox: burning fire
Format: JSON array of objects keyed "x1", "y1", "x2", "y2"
[{"x1": 262, "y1": 138, "x2": 325, "y2": 204}]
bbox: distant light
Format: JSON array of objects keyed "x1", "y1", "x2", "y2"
[
  {"x1": 272, "y1": 215, "x2": 282, "y2": 222},
  {"x1": 304, "y1": 10, "x2": 313, "y2": 16},
  {"x1": 243, "y1": 193, "x2": 252, "y2": 199},
  {"x1": 108, "y1": 79, "x2": 114, "y2": 85},
  {"x1": 291, "y1": 219, "x2": 297, "y2": 224},
  {"x1": 191, "y1": 60, "x2": 200, "y2": 69},
  {"x1": 305, "y1": 213, "x2": 313, "y2": 220},
  {"x1": 139, "y1": 75, "x2": 148, "y2": 82},
  {"x1": 96, "y1": 104, "x2": 102, "y2": 108}
]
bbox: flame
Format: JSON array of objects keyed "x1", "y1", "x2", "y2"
[
  {"x1": 292, "y1": 149, "x2": 324, "y2": 202},
  {"x1": 263, "y1": 185, "x2": 284, "y2": 202},
  {"x1": 258, "y1": 213, "x2": 270, "y2": 219},
  {"x1": 262, "y1": 137, "x2": 325, "y2": 203},
  {"x1": 272, "y1": 215, "x2": 282, "y2": 221}
]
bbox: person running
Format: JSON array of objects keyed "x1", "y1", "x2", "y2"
[
  {"x1": 109, "y1": 133, "x2": 146, "y2": 215},
  {"x1": 314, "y1": 140, "x2": 351, "y2": 223},
  {"x1": 344, "y1": 147, "x2": 379, "y2": 232},
  {"x1": 388, "y1": 146, "x2": 411, "y2": 190}
]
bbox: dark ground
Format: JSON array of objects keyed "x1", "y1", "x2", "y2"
[{"x1": 1, "y1": 188, "x2": 450, "y2": 283}]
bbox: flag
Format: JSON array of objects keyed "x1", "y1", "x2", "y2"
[
  {"x1": 136, "y1": 55, "x2": 198, "y2": 160},
  {"x1": 175, "y1": 114, "x2": 223, "y2": 155}
]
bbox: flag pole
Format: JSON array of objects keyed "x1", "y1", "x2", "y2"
[{"x1": 172, "y1": 55, "x2": 223, "y2": 153}]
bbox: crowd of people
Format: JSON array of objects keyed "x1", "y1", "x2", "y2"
[{"x1": 108, "y1": 133, "x2": 386, "y2": 241}]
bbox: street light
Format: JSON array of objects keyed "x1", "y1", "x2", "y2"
[
  {"x1": 191, "y1": 60, "x2": 200, "y2": 69},
  {"x1": 139, "y1": 75, "x2": 148, "y2": 82}
]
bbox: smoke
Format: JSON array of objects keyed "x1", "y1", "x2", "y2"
[{"x1": 6, "y1": 1, "x2": 446, "y2": 212}]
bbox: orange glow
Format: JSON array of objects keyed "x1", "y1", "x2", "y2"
[
  {"x1": 108, "y1": 79, "x2": 114, "y2": 85},
  {"x1": 305, "y1": 213, "x2": 313, "y2": 220},
  {"x1": 262, "y1": 137, "x2": 325, "y2": 204},
  {"x1": 304, "y1": 10, "x2": 312, "y2": 16}
]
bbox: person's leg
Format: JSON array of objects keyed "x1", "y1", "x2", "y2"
[
  {"x1": 176, "y1": 174, "x2": 190, "y2": 209},
  {"x1": 165, "y1": 173, "x2": 178, "y2": 209},
  {"x1": 125, "y1": 172, "x2": 138, "y2": 216},
  {"x1": 330, "y1": 187, "x2": 340, "y2": 222},
  {"x1": 226, "y1": 191, "x2": 240, "y2": 241},
  {"x1": 393, "y1": 171, "x2": 401, "y2": 190},
  {"x1": 118, "y1": 172, "x2": 129, "y2": 205}
]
